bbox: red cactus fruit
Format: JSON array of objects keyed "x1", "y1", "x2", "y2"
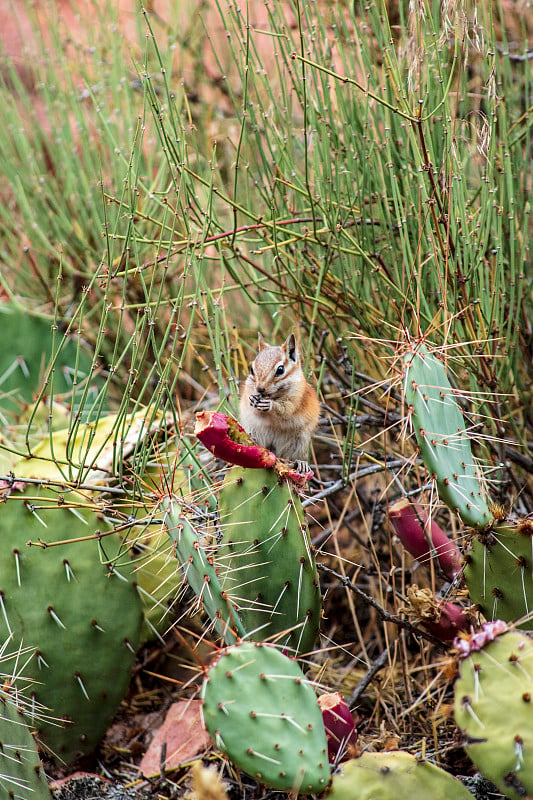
[
  {"x1": 405, "y1": 585, "x2": 472, "y2": 642},
  {"x1": 194, "y1": 411, "x2": 313, "y2": 485},
  {"x1": 194, "y1": 411, "x2": 277, "y2": 469},
  {"x1": 389, "y1": 498, "x2": 462, "y2": 579},
  {"x1": 318, "y1": 692, "x2": 358, "y2": 764}
]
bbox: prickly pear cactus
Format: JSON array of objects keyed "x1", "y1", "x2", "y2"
[
  {"x1": 464, "y1": 520, "x2": 533, "y2": 630},
  {"x1": 403, "y1": 344, "x2": 492, "y2": 529},
  {"x1": 0, "y1": 687, "x2": 51, "y2": 799},
  {"x1": 328, "y1": 751, "x2": 474, "y2": 799},
  {"x1": 454, "y1": 622, "x2": 533, "y2": 800},
  {"x1": 0, "y1": 485, "x2": 143, "y2": 764},
  {"x1": 161, "y1": 495, "x2": 246, "y2": 644},
  {"x1": 201, "y1": 641, "x2": 330, "y2": 793},
  {"x1": 217, "y1": 466, "x2": 321, "y2": 655}
]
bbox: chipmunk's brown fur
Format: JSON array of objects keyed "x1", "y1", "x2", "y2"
[{"x1": 239, "y1": 333, "x2": 319, "y2": 470}]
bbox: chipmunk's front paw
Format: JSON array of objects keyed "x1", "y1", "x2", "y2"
[
  {"x1": 249, "y1": 394, "x2": 273, "y2": 411},
  {"x1": 294, "y1": 460, "x2": 311, "y2": 474}
]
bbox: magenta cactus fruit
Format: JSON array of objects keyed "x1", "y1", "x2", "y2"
[
  {"x1": 194, "y1": 411, "x2": 277, "y2": 469},
  {"x1": 389, "y1": 498, "x2": 462, "y2": 579},
  {"x1": 405, "y1": 585, "x2": 472, "y2": 642},
  {"x1": 318, "y1": 692, "x2": 358, "y2": 764},
  {"x1": 195, "y1": 411, "x2": 312, "y2": 485}
]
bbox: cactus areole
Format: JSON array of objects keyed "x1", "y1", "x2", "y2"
[{"x1": 201, "y1": 641, "x2": 330, "y2": 793}]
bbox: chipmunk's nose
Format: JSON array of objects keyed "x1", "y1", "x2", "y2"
[{"x1": 256, "y1": 386, "x2": 266, "y2": 395}]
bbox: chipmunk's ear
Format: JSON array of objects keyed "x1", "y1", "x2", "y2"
[
  {"x1": 284, "y1": 333, "x2": 298, "y2": 363},
  {"x1": 257, "y1": 332, "x2": 269, "y2": 351}
]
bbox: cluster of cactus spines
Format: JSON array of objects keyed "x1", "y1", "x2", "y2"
[
  {"x1": 0, "y1": 484, "x2": 143, "y2": 764},
  {"x1": 200, "y1": 641, "x2": 330, "y2": 793},
  {"x1": 327, "y1": 751, "x2": 474, "y2": 799},
  {"x1": 454, "y1": 622, "x2": 533, "y2": 799},
  {"x1": 161, "y1": 495, "x2": 246, "y2": 644},
  {"x1": 403, "y1": 344, "x2": 492, "y2": 530},
  {"x1": 217, "y1": 466, "x2": 321, "y2": 655},
  {"x1": 0, "y1": 686, "x2": 52, "y2": 800},
  {"x1": 464, "y1": 520, "x2": 533, "y2": 630}
]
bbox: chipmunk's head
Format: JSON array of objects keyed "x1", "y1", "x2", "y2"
[{"x1": 247, "y1": 333, "x2": 303, "y2": 399}]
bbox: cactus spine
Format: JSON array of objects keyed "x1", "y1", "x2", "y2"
[
  {"x1": 403, "y1": 344, "x2": 492, "y2": 529},
  {"x1": 201, "y1": 641, "x2": 330, "y2": 793},
  {"x1": 217, "y1": 466, "x2": 321, "y2": 655}
]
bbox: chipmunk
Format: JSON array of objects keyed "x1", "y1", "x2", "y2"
[{"x1": 239, "y1": 333, "x2": 320, "y2": 472}]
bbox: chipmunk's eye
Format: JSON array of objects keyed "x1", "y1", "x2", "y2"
[
  {"x1": 249, "y1": 364, "x2": 254, "y2": 377},
  {"x1": 275, "y1": 364, "x2": 285, "y2": 376}
]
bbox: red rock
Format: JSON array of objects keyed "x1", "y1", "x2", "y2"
[{"x1": 139, "y1": 699, "x2": 210, "y2": 777}]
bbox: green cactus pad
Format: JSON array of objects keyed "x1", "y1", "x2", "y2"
[
  {"x1": 217, "y1": 467, "x2": 321, "y2": 655},
  {"x1": 0, "y1": 689, "x2": 51, "y2": 800},
  {"x1": 465, "y1": 521, "x2": 533, "y2": 630},
  {"x1": 0, "y1": 304, "x2": 100, "y2": 417},
  {"x1": 201, "y1": 641, "x2": 330, "y2": 793},
  {"x1": 454, "y1": 629, "x2": 533, "y2": 799},
  {"x1": 403, "y1": 345, "x2": 492, "y2": 529},
  {"x1": 0, "y1": 486, "x2": 143, "y2": 764},
  {"x1": 161, "y1": 496, "x2": 246, "y2": 644},
  {"x1": 328, "y1": 751, "x2": 473, "y2": 799}
]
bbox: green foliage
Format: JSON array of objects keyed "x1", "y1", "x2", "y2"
[
  {"x1": 328, "y1": 751, "x2": 474, "y2": 800},
  {"x1": 200, "y1": 641, "x2": 330, "y2": 793},
  {"x1": 0, "y1": 484, "x2": 143, "y2": 764},
  {"x1": 454, "y1": 629, "x2": 533, "y2": 800},
  {"x1": 218, "y1": 466, "x2": 321, "y2": 655},
  {"x1": 403, "y1": 343, "x2": 492, "y2": 529}
]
